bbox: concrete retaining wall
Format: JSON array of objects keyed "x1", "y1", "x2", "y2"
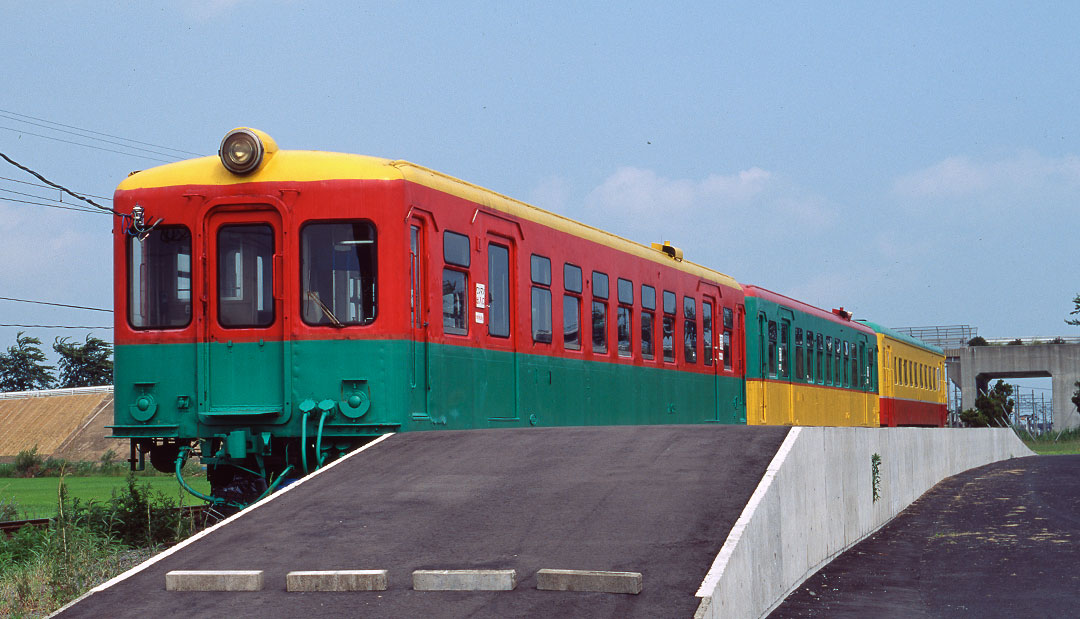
[{"x1": 694, "y1": 427, "x2": 1033, "y2": 618}]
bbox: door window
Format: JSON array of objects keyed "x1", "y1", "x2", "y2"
[{"x1": 218, "y1": 224, "x2": 274, "y2": 328}]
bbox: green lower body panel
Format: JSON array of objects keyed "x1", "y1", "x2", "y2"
[{"x1": 113, "y1": 339, "x2": 746, "y2": 453}]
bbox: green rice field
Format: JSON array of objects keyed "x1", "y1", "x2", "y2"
[{"x1": 0, "y1": 476, "x2": 211, "y2": 520}]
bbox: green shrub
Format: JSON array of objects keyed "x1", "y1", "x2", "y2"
[{"x1": 14, "y1": 446, "x2": 43, "y2": 477}]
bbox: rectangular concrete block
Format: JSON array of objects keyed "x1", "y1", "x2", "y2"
[
  {"x1": 413, "y1": 569, "x2": 516, "y2": 591},
  {"x1": 166, "y1": 570, "x2": 263, "y2": 592},
  {"x1": 536, "y1": 569, "x2": 642, "y2": 594},
  {"x1": 286, "y1": 570, "x2": 388, "y2": 592}
]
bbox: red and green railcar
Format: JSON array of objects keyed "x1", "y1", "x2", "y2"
[{"x1": 112, "y1": 129, "x2": 747, "y2": 502}]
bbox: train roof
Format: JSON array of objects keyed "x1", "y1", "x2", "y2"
[
  {"x1": 856, "y1": 320, "x2": 944, "y2": 354},
  {"x1": 742, "y1": 285, "x2": 875, "y2": 332},
  {"x1": 117, "y1": 147, "x2": 741, "y2": 290}
]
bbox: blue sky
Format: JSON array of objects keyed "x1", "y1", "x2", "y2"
[{"x1": 2, "y1": 1, "x2": 1079, "y2": 367}]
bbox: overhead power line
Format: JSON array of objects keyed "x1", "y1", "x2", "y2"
[
  {"x1": 0, "y1": 296, "x2": 112, "y2": 312},
  {"x1": 0, "y1": 175, "x2": 113, "y2": 202},
  {"x1": 0, "y1": 107, "x2": 204, "y2": 158},
  {"x1": 0, "y1": 125, "x2": 177, "y2": 164},
  {"x1": 0, "y1": 195, "x2": 108, "y2": 215},
  {"x1": 0, "y1": 111, "x2": 197, "y2": 161},
  {"x1": 0, "y1": 151, "x2": 118, "y2": 215}
]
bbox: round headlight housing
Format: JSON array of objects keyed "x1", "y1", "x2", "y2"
[{"x1": 219, "y1": 128, "x2": 264, "y2": 175}]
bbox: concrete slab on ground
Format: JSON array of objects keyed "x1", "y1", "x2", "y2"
[{"x1": 57, "y1": 425, "x2": 789, "y2": 618}]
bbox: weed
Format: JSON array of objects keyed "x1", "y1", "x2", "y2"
[{"x1": 871, "y1": 453, "x2": 882, "y2": 502}]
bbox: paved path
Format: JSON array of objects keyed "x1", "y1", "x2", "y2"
[
  {"x1": 59, "y1": 425, "x2": 788, "y2": 618},
  {"x1": 771, "y1": 455, "x2": 1080, "y2": 618}
]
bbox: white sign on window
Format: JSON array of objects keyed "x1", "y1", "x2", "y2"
[
  {"x1": 475, "y1": 283, "x2": 486, "y2": 309},
  {"x1": 475, "y1": 311, "x2": 484, "y2": 324}
]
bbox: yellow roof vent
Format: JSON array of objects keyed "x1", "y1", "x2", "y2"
[{"x1": 651, "y1": 241, "x2": 684, "y2": 261}]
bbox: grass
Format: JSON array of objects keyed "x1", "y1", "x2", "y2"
[
  {"x1": 0, "y1": 475, "x2": 210, "y2": 519},
  {"x1": 1020, "y1": 428, "x2": 1080, "y2": 455}
]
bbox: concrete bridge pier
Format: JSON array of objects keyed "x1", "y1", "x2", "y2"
[{"x1": 949, "y1": 344, "x2": 1080, "y2": 431}]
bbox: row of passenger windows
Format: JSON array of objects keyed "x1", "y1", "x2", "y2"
[
  {"x1": 762, "y1": 320, "x2": 875, "y2": 390},
  {"x1": 129, "y1": 222, "x2": 378, "y2": 330},
  {"x1": 894, "y1": 357, "x2": 939, "y2": 391},
  {"x1": 440, "y1": 230, "x2": 733, "y2": 367}
]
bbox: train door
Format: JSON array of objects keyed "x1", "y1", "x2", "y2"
[
  {"x1": 201, "y1": 207, "x2": 286, "y2": 416},
  {"x1": 408, "y1": 218, "x2": 430, "y2": 416},
  {"x1": 701, "y1": 295, "x2": 720, "y2": 421},
  {"x1": 484, "y1": 235, "x2": 518, "y2": 422},
  {"x1": 778, "y1": 311, "x2": 794, "y2": 424},
  {"x1": 757, "y1": 312, "x2": 769, "y2": 423}
]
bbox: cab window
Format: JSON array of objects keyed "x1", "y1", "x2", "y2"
[{"x1": 301, "y1": 221, "x2": 377, "y2": 326}]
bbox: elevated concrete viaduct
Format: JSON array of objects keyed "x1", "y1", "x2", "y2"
[{"x1": 947, "y1": 343, "x2": 1080, "y2": 430}]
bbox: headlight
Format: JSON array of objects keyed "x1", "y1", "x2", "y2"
[{"x1": 219, "y1": 128, "x2": 265, "y2": 175}]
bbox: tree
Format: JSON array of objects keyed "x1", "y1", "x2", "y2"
[
  {"x1": 53, "y1": 334, "x2": 114, "y2": 388},
  {"x1": 960, "y1": 380, "x2": 1014, "y2": 427},
  {"x1": 0, "y1": 332, "x2": 56, "y2": 391},
  {"x1": 967, "y1": 336, "x2": 988, "y2": 346},
  {"x1": 1067, "y1": 293, "x2": 1080, "y2": 326}
]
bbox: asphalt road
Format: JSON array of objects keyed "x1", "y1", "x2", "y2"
[
  {"x1": 58, "y1": 425, "x2": 788, "y2": 618},
  {"x1": 771, "y1": 454, "x2": 1080, "y2": 618}
]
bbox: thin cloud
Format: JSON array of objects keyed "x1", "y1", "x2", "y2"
[
  {"x1": 585, "y1": 166, "x2": 771, "y2": 217},
  {"x1": 894, "y1": 152, "x2": 1080, "y2": 199}
]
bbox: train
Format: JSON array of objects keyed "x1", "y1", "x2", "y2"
[{"x1": 112, "y1": 128, "x2": 946, "y2": 506}]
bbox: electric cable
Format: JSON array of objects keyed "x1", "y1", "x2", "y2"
[
  {"x1": 0, "y1": 107, "x2": 203, "y2": 158},
  {"x1": 0, "y1": 296, "x2": 112, "y2": 312}
]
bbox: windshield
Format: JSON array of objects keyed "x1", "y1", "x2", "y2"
[{"x1": 301, "y1": 221, "x2": 377, "y2": 326}]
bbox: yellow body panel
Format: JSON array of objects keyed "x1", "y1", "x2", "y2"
[
  {"x1": 746, "y1": 379, "x2": 878, "y2": 427},
  {"x1": 117, "y1": 139, "x2": 740, "y2": 291},
  {"x1": 875, "y1": 334, "x2": 947, "y2": 406}
]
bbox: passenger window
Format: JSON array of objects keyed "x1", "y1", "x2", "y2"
[
  {"x1": 816, "y1": 334, "x2": 824, "y2": 383},
  {"x1": 219, "y1": 224, "x2": 274, "y2": 328},
  {"x1": 662, "y1": 290, "x2": 676, "y2": 362},
  {"x1": 443, "y1": 231, "x2": 470, "y2": 267},
  {"x1": 768, "y1": 320, "x2": 778, "y2": 376},
  {"x1": 834, "y1": 342, "x2": 841, "y2": 385},
  {"x1": 564, "y1": 264, "x2": 582, "y2": 350},
  {"x1": 564, "y1": 263, "x2": 583, "y2": 293},
  {"x1": 723, "y1": 307, "x2": 733, "y2": 370},
  {"x1": 617, "y1": 278, "x2": 633, "y2": 356},
  {"x1": 531, "y1": 254, "x2": 552, "y2": 343},
  {"x1": 684, "y1": 297, "x2": 697, "y2": 364},
  {"x1": 779, "y1": 321, "x2": 789, "y2": 378},
  {"x1": 805, "y1": 330, "x2": 814, "y2": 380},
  {"x1": 825, "y1": 337, "x2": 833, "y2": 384},
  {"x1": 129, "y1": 225, "x2": 192, "y2": 329},
  {"x1": 842, "y1": 341, "x2": 849, "y2": 387},
  {"x1": 442, "y1": 269, "x2": 468, "y2": 335},
  {"x1": 488, "y1": 243, "x2": 510, "y2": 338},
  {"x1": 563, "y1": 295, "x2": 581, "y2": 350},
  {"x1": 641, "y1": 285, "x2": 656, "y2": 360},
  {"x1": 703, "y1": 302, "x2": 713, "y2": 367},
  {"x1": 592, "y1": 271, "x2": 608, "y2": 353},
  {"x1": 795, "y1": 328, "x2": 804, "y2": 380}
]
